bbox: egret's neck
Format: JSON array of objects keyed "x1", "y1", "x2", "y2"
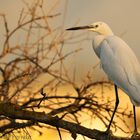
[
  {"x1": 92, "y1": 23, "x2": 114, "y2": 57},
  {"x1": 92, "y1": 35, "x2": 106, "y2": 58}
]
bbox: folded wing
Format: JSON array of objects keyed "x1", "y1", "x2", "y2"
[{"x1": 99, "y1": 36, "x2": 140, "y2": 106}]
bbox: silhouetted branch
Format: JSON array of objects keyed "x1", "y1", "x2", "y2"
[{"x1": 0, "y1": 102, "x2": 139, "y2": 140}]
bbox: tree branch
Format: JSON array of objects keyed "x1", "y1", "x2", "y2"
[
  {"x1": 0, "y1": 121, "x2": 34, "y2": 135},
  {"x1": 0, "y1": 102, "x2": 139, "y2": 140}
]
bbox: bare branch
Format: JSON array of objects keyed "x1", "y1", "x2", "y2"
[{"x1": 0, "y1": 102, "x2": 139, "y2": 140}]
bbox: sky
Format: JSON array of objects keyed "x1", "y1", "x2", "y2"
[
  {"x1": 1, "y1": 0, "x2": 140, "y2": 81},
  {"x1": 1, "y1": 0, "x2": 140, "y2": 49},
  {"x1": 1, "y1": 0, "x2": 140, "y2": 139}
]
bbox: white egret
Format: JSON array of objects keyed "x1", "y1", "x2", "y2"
[{"x1": 67, "y1": 22, "x2": 140, "y2": 136}]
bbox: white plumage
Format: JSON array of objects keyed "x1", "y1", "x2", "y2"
[
  {"x1": 67, "y1": 21, "x2": 140, "y2": 134},
  {"x1": 95, "y1": 35, "x2": 140, "y2": 106},
  {"x1": 67, "y1": 21, "x2": 140, "y2": 106}
]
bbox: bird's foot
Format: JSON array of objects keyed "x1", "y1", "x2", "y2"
[
  {"x1": 101, "y1": 129, "x2": 112, "y2": 140},
  {"x1": 104, "y1": 129, "x2": 112, "y2": 135},
  {"x1": 131, "y1": 130, "x2": 140, "y2": 139}
]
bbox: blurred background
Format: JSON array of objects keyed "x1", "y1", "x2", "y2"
[
  {"x1": 1, "y1": 0, "x2": 140, "y2": 140},
  {"x1": 1, "y1": 0, "x2": 140, "y2": 81}
]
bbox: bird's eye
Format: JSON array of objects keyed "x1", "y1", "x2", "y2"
[{"x1": 95, "y1": 25, "x2": 99, "y2": 28}]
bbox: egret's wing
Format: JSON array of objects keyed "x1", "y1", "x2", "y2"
[
  {"x1": 107, "y1": 36, "x2": 140, "y2": 85},
  {"x1": 99, "y1": 36, "x2": 140, "y2": 105}
]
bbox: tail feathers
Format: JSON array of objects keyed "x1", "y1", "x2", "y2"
[
  {"x1": 127, "y1": 85, "x2": 140, "y2": 106},
  {"x1": 129, "y1": 89, "x2": 140, "y2": 106},
  {"x1": 131, "y1": 98, "x2": 140, "y2": 106}
]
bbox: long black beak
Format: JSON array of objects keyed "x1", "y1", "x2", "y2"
[{"x1": 66, "y1": 25, "x2": 93, "y2": 31}]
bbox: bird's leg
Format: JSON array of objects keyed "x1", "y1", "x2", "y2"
[
  {"x1": 133, "y1": 105, "x2": 137, "y2": 133},
  {"x1": 106, "y1": 84, "x2": 119, "y2": 133},
  {"x1": 131, "y1": 105, "x2": 140, "y2": 138}
]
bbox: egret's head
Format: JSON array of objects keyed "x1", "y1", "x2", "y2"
[{"x1": 67, "y1": 21, "x2": 114, "y2": 36}]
